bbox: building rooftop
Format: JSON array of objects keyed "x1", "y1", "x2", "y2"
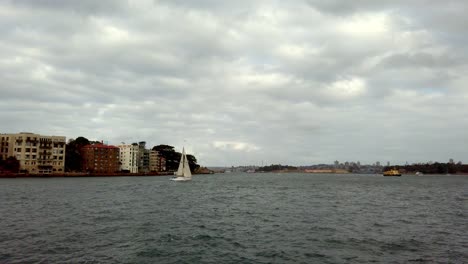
[{"x1": 82, "y1": 143, "x2": 119, "y2": 149}]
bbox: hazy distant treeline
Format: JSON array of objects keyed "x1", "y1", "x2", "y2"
[
  {"x1": 384, "y1": 163, "x2": 468, "y2": 174},
  {"x1": 258, "y1": 164, "x2": 298, "y2": 172}
]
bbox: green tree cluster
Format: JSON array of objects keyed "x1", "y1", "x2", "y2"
[
  {"x1": 384, "y1": 162, "x2": 468, "y2": 174},
  {"x1": 257, "y1": 164, "x2": 298, "y2": 172},
  {"x1": 65, "y1": 136, "x2": 91, "y2": 172},
  {"x1": 152, "y1": 145, "x2": 200, "y2": 172}
]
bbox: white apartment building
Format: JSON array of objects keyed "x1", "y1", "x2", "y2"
[
  {"x1": 118, "y1": 144, "x2": 139, "y2": 173},
  {"x1": 0, "y1": 132, "x2": 66, "y2": 174}
]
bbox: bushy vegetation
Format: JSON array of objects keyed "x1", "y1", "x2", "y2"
[
  {"x1": 152, "y1": 145, "x2": 199, "y2": 172},
  {"x1": 65, "y1": 136, "x2": 93, "y2": 172},
  {"x1": 384, "y1": 162, "x2": 468, "y2": 174},
  {"x1": 257, "y1": 164, "x2": 298, "y2": 172}
]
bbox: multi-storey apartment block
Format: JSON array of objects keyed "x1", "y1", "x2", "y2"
[
  {"x1": 118, "y1": 144, "x2": 139, "y2": 173},
  {"x1": 138, "y1": 141, "x2": 150, "y2": 173},
  {"x1": 149, "y1": 150, "x2": 166, "y2": 172},
  {"x1": 81, "y1": 144, "x2": 120, "y2": 173},
  {"x1": 0, "y1": 132, "x2": 66, "y2": 174}
]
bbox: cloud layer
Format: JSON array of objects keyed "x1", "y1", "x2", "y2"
[{"x1": 1, "y1": 0, "x2": 467, "y2": 166}]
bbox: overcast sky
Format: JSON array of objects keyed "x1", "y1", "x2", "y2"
[{"x1": 1, "y1": 0, "x2": 467, "y2": 166}]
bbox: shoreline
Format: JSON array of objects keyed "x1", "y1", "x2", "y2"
[
  {"x1": 1, "y1": 171, "x2": 467, "y2": 178},
  {"x1": 0, "y1": 172, "x2": 174, "y2": 178}
]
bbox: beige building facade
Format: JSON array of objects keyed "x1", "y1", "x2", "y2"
[
  {"x1": 118, "y1": 144, "x2": 139, "y2": 173},
  {"x1": 0, "y1": 132, "x2": 66, "y2": 174},
  {"x1": 149, "y1": 150, "x2": 166, "y2": 172}
]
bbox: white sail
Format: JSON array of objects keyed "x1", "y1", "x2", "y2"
[
  {"x1": 172, "y1": 147, "x2": 192, "y2": 181},
  {"x1": 175, "y1": 148, "x2": 185, "y2": 176},
  {"x1": 183, "y1": 150, "x2": 192, "y2": 179}
]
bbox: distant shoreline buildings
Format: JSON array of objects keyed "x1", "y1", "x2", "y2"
[
  {"x1": 0, "y1": 132, "x2": 166, "y2": 175},
  {"x1": 1, "y1": 132, "x2": 466, "y2": 176}
]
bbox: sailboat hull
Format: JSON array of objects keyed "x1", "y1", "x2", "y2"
[{"x1": 170, "y1": 177, "x2": 191, "y2": 181}]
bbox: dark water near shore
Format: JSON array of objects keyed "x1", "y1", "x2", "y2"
[{"x1": 1, "y1": 173, "x2": 467, "y2": 263}]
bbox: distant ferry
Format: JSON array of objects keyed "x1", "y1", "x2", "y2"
[{"x1": 383, "y1": 169, "x2": 401, "y2": 176}]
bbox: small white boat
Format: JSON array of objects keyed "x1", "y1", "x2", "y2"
[{"x1": 170, "y1": 147, "x2": 192, "y2": 182}]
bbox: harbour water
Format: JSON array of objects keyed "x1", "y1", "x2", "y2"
[{"x1": 1, "y1": 173, "x2": 467, "y2": 263}]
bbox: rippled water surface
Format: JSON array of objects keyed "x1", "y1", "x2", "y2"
[{"x1": 1, "y1": 173, "x2": 467, "y2": 263}]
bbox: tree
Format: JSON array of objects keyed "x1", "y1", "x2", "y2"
[
  {"x1": 152, "y1": 145, "x2": 199, "y2": 172},
  {"x1": 152, "y1": 145, "x2": 175, "y2": 152},
  {"x1": 65, "y1": 136, "x2": 91, "y2": 172},
  {"x1": 187, "y1": 154, "x2": 200, "y2": 172}
]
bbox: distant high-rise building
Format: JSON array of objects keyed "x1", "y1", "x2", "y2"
[
  {"x1": 0, "y1": 132, "x2": 66, "y2": 174},
  {"x1": 81, "y1": 143, "x2": 120, "y2": 173}
]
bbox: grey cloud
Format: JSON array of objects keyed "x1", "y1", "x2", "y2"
[
  {"x1": 378, "y1": 52, "x2": 462, "y2": 69},
  {"x1": 1, "y1": 1, "x2": 468, "y2": 166},
  {"x1": 10, "y1": 0, "x2": 128, "y2": 15}
]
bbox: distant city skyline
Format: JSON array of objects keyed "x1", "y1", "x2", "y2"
[{"x1": 1, "y1": 1, "x2": 467, "y2": 166}]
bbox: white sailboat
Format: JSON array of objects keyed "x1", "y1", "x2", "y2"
[{"x1": 170, "y1": 148, "x2": 192, "y2": 181}]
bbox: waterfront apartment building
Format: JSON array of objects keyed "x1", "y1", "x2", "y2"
[
  {"x1": 138, "y1": 141, "x2": 150, "y2": 173},
  {"x1": 118, "y1": 144, "x2": 139, "y2": 173},
  {"x1": 0, "y1": 132, "x2": 66, "y2": 174},
  {"x1": 149, "y1": 150, "x2": 166, "y2": 172},
  {"x1": 81, "y1": 144, "x2": 120, "y2": 173}
]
